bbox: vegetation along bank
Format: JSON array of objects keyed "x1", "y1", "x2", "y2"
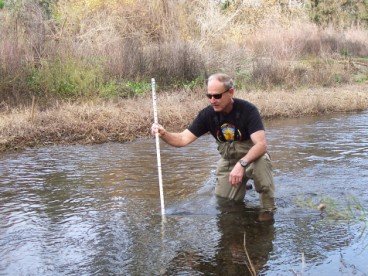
[
  {"x1": 1, "y1": 0, "x2": 368, "y2": 151},
  {"x1": 1, "y1": 83, "x2": 367, "y2": 152}
]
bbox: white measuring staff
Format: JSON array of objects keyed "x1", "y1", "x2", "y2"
[{"x1": 151, "y1": 78, "x2": 165, "y2": 216}]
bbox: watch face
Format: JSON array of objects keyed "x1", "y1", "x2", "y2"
[{"x1": 240, "y1": 160, "x2": 247, "y2": 167}]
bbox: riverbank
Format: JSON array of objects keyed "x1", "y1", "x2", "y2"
[{"x1": 1, "y1": 83, "x2": 368, "y2": 153}]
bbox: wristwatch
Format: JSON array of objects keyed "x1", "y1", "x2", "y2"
[{"x1": 239, "y1": 159, "x2": 248, "y2": 168}]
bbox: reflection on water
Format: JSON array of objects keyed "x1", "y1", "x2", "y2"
[{"x1": 0, "y1": 111, "x2": 367, "y2": 275}]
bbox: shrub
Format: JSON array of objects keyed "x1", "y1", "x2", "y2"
[
  {"x1": 27, "y1": 59, "x2": 105, "y2": 99},
  {"x1": 105, "y1": 38, "x2": 205, "y2": 88},
  {"x1": 308, "y1": 0, "x2": 368, "y2": 28},
  {"x1": 1, "y1": 0, "x2": 368, "y2": 105}
]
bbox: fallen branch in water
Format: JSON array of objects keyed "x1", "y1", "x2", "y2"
[
  {"x1": 291, "y1": 252, "x2": 306, "y2": 276},
  {"x1": 243, "y1": 232, "x2": 257, "y2": 276}
]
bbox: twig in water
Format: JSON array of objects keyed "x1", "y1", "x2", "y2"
[
  {"x1": 243, "y1": 232, "x2": 257, "y2": 276},
  {"x1": 301, "y1": 252, "x2": 305, "y2": 275},
  {"x1": 290, "y1": 252, "x2": 306, "y2": 276}
]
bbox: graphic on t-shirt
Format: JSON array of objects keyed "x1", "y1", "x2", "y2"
[{"x1": 217, "y1": 123, "x2": 242, "y2": 142}]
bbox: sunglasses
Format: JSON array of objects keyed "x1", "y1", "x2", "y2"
[{"x1": 205, "y1": 88, "x2": 231, "y2": 99}]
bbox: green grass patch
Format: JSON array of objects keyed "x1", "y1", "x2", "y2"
[
  {"x1": 125, "y1": 81, "x2": 151, "y2": 95},
  {"x1": 99, "y1": 80, "x2": 151, "y2": 99},
  {"x1": 295, "y1": 195, "x2": 367, "y2": 222},
  {"x1": 353, "y1": 73, "x2": 368, "y2": 83},
  {"x1": 27, "y1": 58, "x2": 154, "y2": 100},
  {"x1": 28, "y1": 59, "x2": 105, "y2": 99}
]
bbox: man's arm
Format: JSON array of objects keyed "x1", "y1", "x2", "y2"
[
  {"x1": 229, "y1": 130, "x2": 268, "y2": 185},
  {"x1": 243, "y1": 130, "x2": 268, "y2": 163},
  {"x1": 151, "y1": 123, "x2": 197, "y2": 147}
]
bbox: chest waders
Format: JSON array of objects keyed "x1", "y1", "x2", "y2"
[{"x1": 215, "y1": 140, "x2": 276, "y2": 212}]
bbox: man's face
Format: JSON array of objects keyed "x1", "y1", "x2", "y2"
[{"x1": 206, "y1": 79, "x2": 234, "y2": 113}]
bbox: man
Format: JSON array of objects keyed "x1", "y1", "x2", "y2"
[{"x1": 151, "y1": 73, "x2": 276, "y2": 222}]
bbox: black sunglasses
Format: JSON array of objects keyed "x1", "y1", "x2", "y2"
[{"x1": 205, "y1": 88, "x2": 231, "y2": 99}]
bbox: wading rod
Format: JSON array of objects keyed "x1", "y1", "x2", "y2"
[{"x1": 151, "y1": 78, "x2": 166, "y2": 216}]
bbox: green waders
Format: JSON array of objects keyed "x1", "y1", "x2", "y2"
[{"x1": 215, "y1": 140, "x2": 276, "y2": 212}]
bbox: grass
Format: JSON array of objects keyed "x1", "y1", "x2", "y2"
[
  {"x1": 0, "y1": 82, "x2": 367, "y2": 152},
  {"x1": 295, "y1": 194, "x2": 368, "y2": 243},
  {"x1": 296, "y1": 195, "x2": 364, "y2": 221},
  {"x1": 295, "y1": 194, "x2": 368, "y2": 257}
]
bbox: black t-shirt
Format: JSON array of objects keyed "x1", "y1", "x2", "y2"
[{"x1": 188, "y1": 98, "x2": 264, "y2": 142}]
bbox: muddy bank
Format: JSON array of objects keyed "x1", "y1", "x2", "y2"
[{"x1": 1, "y1": 83, "x2": 368, "y2": 152}]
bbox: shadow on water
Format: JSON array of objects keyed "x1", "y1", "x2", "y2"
[
  {"x1": 162, "y1": 197, "x2": 275, "y2": 276},
  {"x1": 0, "y1": 111, "x2": 368, "y2": 275},
  {"x1": 161, "y1": 177, "x2": 273, "y2": 274}
]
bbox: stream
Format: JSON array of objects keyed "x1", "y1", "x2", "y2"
[{"x1": 1, "y1": 111, "x2": 367, "y2": 275}]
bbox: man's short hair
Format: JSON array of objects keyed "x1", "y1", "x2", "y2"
[{"x1": 207, "y1": 73, "x2": 234, "y2": 90}]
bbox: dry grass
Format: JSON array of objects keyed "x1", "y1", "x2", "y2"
[
  {"x1": 1, "y1": 83, "x2": 367, "y2": 152},
  {"x1": 2, "y1": 1, "x2": 368, "y2": 104},
  {"x1": 236, "y1": 23, "x2": 368, "y2": 89},
  {"x1": 241, "y1": 83, "x2": 368, "y2": 118}
]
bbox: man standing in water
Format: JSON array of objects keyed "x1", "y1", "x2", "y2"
[{"x1": 151, "y1": 73, "x2": 276, "y2": 222}]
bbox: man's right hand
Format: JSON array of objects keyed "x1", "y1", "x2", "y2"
[
  {"x1": 151, "y1": 125, "x2": 197, "y2": 147},
  {"x1": 151, "y1": 123, "x2": 166, "y2": 137}
]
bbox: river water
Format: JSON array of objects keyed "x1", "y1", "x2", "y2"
[{"x1": 0, "y1": 111, "x2": 367, "y2": 275}]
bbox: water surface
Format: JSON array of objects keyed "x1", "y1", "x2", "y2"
[{"x1": 1, "y1": 111, "x2": 367, "y2": 275}]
